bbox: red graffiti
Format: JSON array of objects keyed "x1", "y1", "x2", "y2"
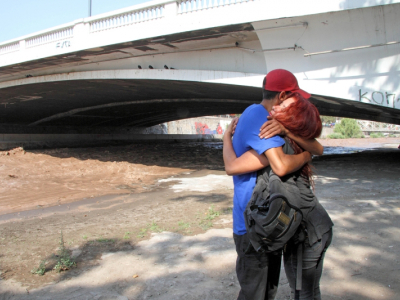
[
  {"x1": 195, "y1": 122, "x2": 209, "y2": 134},
  {"x1": 217, "y1": 123, "x2": 223, "y2": 134}
]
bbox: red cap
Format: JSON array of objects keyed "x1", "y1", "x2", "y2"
[{"x1": 263, "y1": 69, "x2": 311, "y2": 99}]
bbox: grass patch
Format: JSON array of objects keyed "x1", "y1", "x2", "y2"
[
  {"x1": 370, "y1": 132, "x2": 385, "y2": 138},
  {"x1": 327, "y1": 133, "x2": 345, "y2": 139},
  {"x1": 137, "y1": 228, "x2": 148, "y2": 238},
  {"x1": 178, "y1": 221, "x2": 190, "y2": 230},
  {"x1": 205, "y1": 205, "x2": 220, "y2": 220},
  {"x1": 123, "y1": 232, "x2": 131, "y2": 239},
  {"x1": 178, "y1": 221, "x2": 192, "y2": 233},
  {"x1": 96, "y1": 238, "x2": 115, "y2": 243},
  {"x1": 149, "y1": 221, "x2": 163, "y2": 233},
  {"x1": 136, "y1": 222, "x2": 164, "y2": 238},
  {"x1": 199, "y1": 220, "x2": 213, "y2": 230},
  {"x1": 82, "y1": 234, "x2": 88, "y2": 240},
  {"x1": 198, "y1": 205, "x2": 221, "y2": 230},
  {"x1": 31, "y1": 260, "x2": 46, "y2": 276},
  {"x1": 54, "y1": 231, "x2": 76, "y2": 273}
]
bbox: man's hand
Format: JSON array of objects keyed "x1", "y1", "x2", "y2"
[
  {"x1": 259, "y1": 116, "x2": 288, "y2": 139},
  {"x1": 225, "y1": 117, "x2": 239, "y2": 136}
]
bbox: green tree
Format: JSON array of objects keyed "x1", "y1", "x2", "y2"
[
  {"x1": 320, "y1": 116, "x2": 336, "y2": 124},
  {"x1": 333, "y1": 118, "x2": 363, "y2": 138}
]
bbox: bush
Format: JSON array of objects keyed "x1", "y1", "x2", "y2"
[
  {"x1": 333, "y1": 118, "x2": 364, "y2": 138},
  {"x1": 327, "y1": 133, "x2": 345, "y2": 139},
  {"x1": 370, "y1": 132, "x2": 385, "y2": 138}
]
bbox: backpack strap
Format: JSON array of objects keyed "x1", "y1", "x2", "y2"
[{"x1": 296, "y1": 242, "x2": 303, "y2": 292}]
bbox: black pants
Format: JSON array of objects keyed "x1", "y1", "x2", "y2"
[
  {"x1": 283, "y1": 228, "x2": 333, "y2": 300},
  {"x1": 234, "y1": 233, "x2": 282, "y2": 300}
]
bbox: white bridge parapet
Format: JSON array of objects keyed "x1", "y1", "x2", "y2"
[{"x1": 1, "y1": 0, "x2": 399, "y2": 66}]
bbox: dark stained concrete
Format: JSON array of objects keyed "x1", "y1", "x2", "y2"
[
  {"x1": 1, "y1": 79, "x2": 399, "y2": 134},
  {"x1": 0, "y1": 80, "x2": 257, "y2": 130}
]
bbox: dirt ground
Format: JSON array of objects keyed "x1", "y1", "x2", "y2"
[{"x1": 0, "y1": 137, "x2": 399, "y2": 300}]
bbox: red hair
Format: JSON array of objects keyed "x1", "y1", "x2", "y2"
[
  {"x1": 273, "y1": 93, "x2": 322, "y2": 186},
  {"x1": 273, "y1": 93, "x2": 322, "y2": 139}
]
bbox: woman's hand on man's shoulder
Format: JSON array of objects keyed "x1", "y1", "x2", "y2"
[{"x1": 259, "y1": 116, "x2": 288, "y2": 139}]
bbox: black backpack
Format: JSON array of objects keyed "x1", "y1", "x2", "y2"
[{"x1": 244, "y1": 166, "x2": 303, "y2": 253}]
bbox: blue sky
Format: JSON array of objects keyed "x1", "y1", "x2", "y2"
[{"x1": 0, "y1": 0, "x2": 150, "y2": 43}]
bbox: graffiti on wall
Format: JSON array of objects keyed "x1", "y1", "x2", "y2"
[
  {"x1": 359, "y1": 89, "x2": 400, "y2": 108},
  {"x1": 195, "y1": 122, "x2": 224, "y2": 135},
  {"x1": 56, "y1": 41, "x2": 71, "y2": 49}
]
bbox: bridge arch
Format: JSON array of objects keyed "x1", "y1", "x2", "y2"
[{"x1": 1, "y1": 69, "x2": 399, "y2": 131}]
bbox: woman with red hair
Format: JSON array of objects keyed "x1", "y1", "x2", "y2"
[{"x1": 223, "y1": 93, "x2": 333, "y2": 300}]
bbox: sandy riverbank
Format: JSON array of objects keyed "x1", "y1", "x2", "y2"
[{"x1": 0, "y1": 137, "x2": 399, "y2": 299}]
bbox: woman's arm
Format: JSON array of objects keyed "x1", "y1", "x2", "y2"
[
  {"x1": 259, "y1": 117, "x2": 324, "y2": 156},
  {"x1": 223, "y1": 119, "x2": 311, "y2": 176},
  {"x1": 264, "y1": 147, "x2": 311, "y2": 177}
]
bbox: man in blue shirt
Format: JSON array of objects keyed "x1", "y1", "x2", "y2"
[{"x1": 224, "y1": 69, "x2": 323, "y2": 300}]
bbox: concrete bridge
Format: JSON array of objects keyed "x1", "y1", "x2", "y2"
[{"x1": 1, "y1": 0, "x2": 400, "y2": 135}]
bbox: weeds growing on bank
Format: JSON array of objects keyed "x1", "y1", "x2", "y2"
[
  {"x1": 31, "y1": 260, "x2": 46, "y2": 276},
  {"x1": 31, "y1": 231, "x2": 76, "y2": 276},
  {"x1": 199, "y1": 205, "x2": 220, "y2": 230},
  {"x1": 135, "y1": 206, "x2": 223, "y2": 238},
  {"x1": 136, "y1": 221, "x2": 164, "y2": 238},
  {"x1": 178, "y1": 221, "x2": 192, "y2": 233},
  {"x1": 370, "y1": 132, "x2": 385, "y2": 138},
  {"x1": 54, "y1": 231, "x2": 76, "y2": 272},
  {"x1": 96, "y1": 238, "x2": 115, "y2": 243}
]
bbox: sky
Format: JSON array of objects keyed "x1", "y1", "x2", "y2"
[{"x1": 0, "y1": 0, "x2": 150, "y2": 43}]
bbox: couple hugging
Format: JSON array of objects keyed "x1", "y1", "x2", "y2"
[{"x1": 223, "y1": 69, "x2": 333, "y2": 300}]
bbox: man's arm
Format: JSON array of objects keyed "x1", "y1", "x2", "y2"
[
  {"x1": 264, "y1": 146, "x2": 311, "y2": 177},
  {"x1": 223, "y1": 118, "x2": 270, "y2": 175},
  {"x1": 259, "y1": 118, "x2": 323, "y2": 156},
  {"x1": 223, "y1": 117, "x2": 311, "y2": 176}
]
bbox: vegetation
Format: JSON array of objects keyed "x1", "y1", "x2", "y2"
[
  {"x1": 329, "y1": 118, "x2": 364, "y2": 138},
  {"x1": 149, "y1": 221, "x2": 163, "y2": 233},
  {"x1": 199, "y1": 205, "x2": 220, "y2": 230},
  {"x1": 54, "y1": 231, "x2": 76, "y2": 273},
  {"x1": 320, "y1": 116, "x2": 336, "y2": 124},
  {"x1": 327, "y1": 133, "x2": 345, "y2": 139},
  {"x1": 31, "y1": 260, "x2": 46, "y2": 276},
  {"x1": 370, "y1": 132, "x2": 385, "y2": 138},
  {"x1": 137, "y1": 221, "x2": 163, "y2": 238},
  {"x1": 96, "y1": 238, "x2": 115, "y2": 243}
]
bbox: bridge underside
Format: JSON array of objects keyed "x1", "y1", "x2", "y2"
[{"x1": 1, "y1": 79, "x2": 399, "y2": 133}]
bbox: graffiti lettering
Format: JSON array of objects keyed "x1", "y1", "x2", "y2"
[
  {"x1": 385, "y1": 92, "x2": 395, "y2": 105},
  {"x1": 359, "y1": 89, "x2": 399, "y2": 108},
  {"x1": 359, "y1": 90, "x2": 371, "y2": 102},
  {"x1": 56, "y1": 41, "x2": 71, "y2": 49},
  {"x1": 371, "y1": 91, "x2": 384, "y2": 105}
]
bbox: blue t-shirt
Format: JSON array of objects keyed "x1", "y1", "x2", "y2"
[{"x1": 232, "y1": 104, "x2": 285, "y2": 235}]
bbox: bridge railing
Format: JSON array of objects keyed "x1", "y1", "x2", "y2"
[
  {"x1": 0, "y1": 41, "x2": 20, "y2": 55},
  {"x1": 178, "y1": 0, "x2": 254, "y2": 13},
  {"x1": 0, "y1": 0, "x2": 259, "y2": 57},
  {"x1": 26, "y1": 27, "x2": 74, "y2": 48},
  {"x1": 89, "y1": 4, "x2": 165, "y2": 33}
]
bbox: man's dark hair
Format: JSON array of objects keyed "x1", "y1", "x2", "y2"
[
  {"x1": 262, "y1": 77, "x2": 280, "y2": 100},
  {"x1": 263, "y1": 89, "x2": 280, "y2": 100}
]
